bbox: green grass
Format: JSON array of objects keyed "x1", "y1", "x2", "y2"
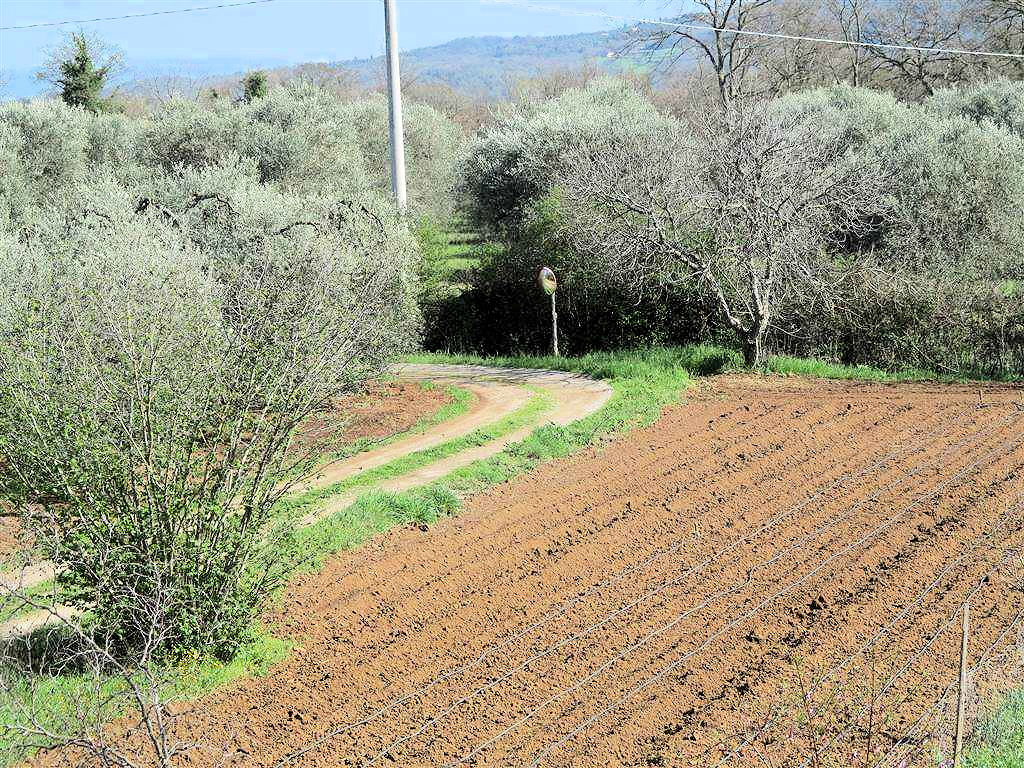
[
  {"x1": 322, "y1": 382, "x2": 473, "y2": 464},
  {"x1": 765, "y1": 354, "x2": 940, "y2": 382},
  {"x1": 0, "y1": 348, "x2": 695, "y2": 764},
  {"x1": 278, "y1": 386, "x2": 554, "y2": 519},
  {"x1": 6, "y1": 343, "x2": 1010, "y2": 763},
  {"x1": 0, "y1": 578, "x2": 58, "y2": 625},
  {"x1": 963, "y1": 689, "x2": 1024, "y2": 768},
  {"x1": 766, "y1": 354, "x2": 1021, "y2": 383}
]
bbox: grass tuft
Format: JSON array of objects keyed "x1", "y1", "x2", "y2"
[{"x1": 964, "y1": 688, "x2": 1024, "y2": 768}]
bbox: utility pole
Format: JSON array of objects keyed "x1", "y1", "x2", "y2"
[{"x1": 384, "y1": 0, "x2": 408, "y2": 213}]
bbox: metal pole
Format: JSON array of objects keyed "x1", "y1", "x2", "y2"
[
  {"x1": 551, "y1": 292, "x2": 559, "y2": 357},
  {"x1": 384, "y1": 0, "x2": 407, "y2": 212},
  {"x1": 954, "y1": 600, "x2": 970, "y2": 768}
]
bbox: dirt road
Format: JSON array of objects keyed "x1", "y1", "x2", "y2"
[
  {"x1": 0, "y1": 365, "x2": 612, "y2": 636},
  {"x1": 120, "y1": 376, "x2": 1024, "y2": 768}
]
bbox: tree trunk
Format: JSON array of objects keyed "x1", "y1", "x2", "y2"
[{"x1": 742, "y1": 329, "x2": 765, "y2": 368}]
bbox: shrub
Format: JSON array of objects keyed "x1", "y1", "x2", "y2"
[
  {"x1": 926, "y1": 78, "x2": 1024, "y2": 138},
  {"x1": 0, "y1": 120, "x2": 421, "y2": 659},
  {"x1": 461, "y1": 77, "x2": 672, "y2": 238},
  {"x1": 340, "y1": 95, "x2": 464, "y2": 220},
  {"x1": 772, "y1": 85, "x2": 1024, "y2": 273},
  {"x1": 0, "y1": 101, "x2": 90, "y2": 223}
]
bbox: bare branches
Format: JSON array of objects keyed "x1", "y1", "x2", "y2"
[
  {"x1": 0, "y1": 183, "x2": 418, "y2": 658},
  {"x1": 544, "y1": 97, "x2": 881, "y2": 366},
  {"x1": 0, "y1": 555, "x2": 230, "y2": 768},
  {"x1": 635, "y1": 1, "x2": 1024, "y2": 106}
]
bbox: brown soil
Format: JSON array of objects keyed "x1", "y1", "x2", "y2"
[
  {"x1": 38, "y1": 377, "x2": 1024, "y2": 767},
  {"x1": 291, "y1": 381, "x2": 452, "y2": 455},
  {"x1": 0, "y1": 516, "x2": 22, "y2": 561}
]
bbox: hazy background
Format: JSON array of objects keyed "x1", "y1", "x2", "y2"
[{"x1": 0, "y1": 0, "x2": 643, "y2": 99}]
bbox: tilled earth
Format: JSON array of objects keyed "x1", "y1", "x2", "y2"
[{"x1": 54, "y1": 377, "x2": 1024, "y2": 767}]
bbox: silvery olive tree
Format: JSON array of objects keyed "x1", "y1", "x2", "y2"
[
  {"x1": 0, "y1": 178, "x2": 419, "y2": 657},
  {"x1": 542, "y1": 101, "x2": 882, "y2": 367}
]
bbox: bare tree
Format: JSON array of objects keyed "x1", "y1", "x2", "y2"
[
  {"x1": 0, "y1": 555, "x2": 230, "y2": 767},
  {"x1": 286, "y1": 62, "x2": 362, "y2": 98},
  {"x1": 979, "y1": 0, "x2": 1024, "y2": 78},
  {"x1": 542, "y1": 100, "x2": 881, "y2": 366},
  {"x1": 636, "y1": 0, "x2": 1024, "y2": 103},
  {"x1": 631, "y1": 0, "x2": 791, "y2": 106},
  {"x1": 826, "y1": 0, "x2": 872, "y2": 85},
  {"x1": 860, "y1": 0, "x2": 978, "y2": 97}
]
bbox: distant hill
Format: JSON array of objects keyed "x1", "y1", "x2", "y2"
[
  {"x1": 2, "y1": 25, "x2": 663, "y2": 102},
  {"x1": 337, "y1": 26, "x2": 655, "y2": 96}
]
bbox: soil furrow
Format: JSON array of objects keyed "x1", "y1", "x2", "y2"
[{"x1": 40, "y1": 378, "x2": 1022, "y2": 768}]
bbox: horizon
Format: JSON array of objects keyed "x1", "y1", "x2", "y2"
[{"x1": 0, "y1": 0, "x2": 648, "y2": 99}]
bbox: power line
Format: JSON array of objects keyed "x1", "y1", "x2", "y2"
[
  {"x1": 0, "y1": 0, "x2": 279, "y2": 31},
  {"x1": 487, "y1": 0, "x2": 1024, "y2": 60}
]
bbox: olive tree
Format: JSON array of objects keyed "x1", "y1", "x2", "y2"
[
  {"x1": 926, "y1": 77, "x2": 1024, "y2": 138},
  {"x1": 0, "y1": 174, "x2": 419, "y2": 657},
  {"x1": 772, "y1": 85, "x2": 1024, "y2": 274},
  {"x1": 461, "y1": 77, "x2": 671, "y2": 238},
  {"x1": 543, "y1": 101, "x2": 881, "y2": 366},
  {"x1": 339, "y1": 94, "x2": 464, "y2": 222}
]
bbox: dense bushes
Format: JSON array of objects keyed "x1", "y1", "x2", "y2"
[
  {"x1": 1, "y1": 84, "x2": 464, "y2": 225},
  {"x1": 0, "y1": 87, "x2": 434, "y2": 657},
  {"x1": 926, "y1": 78, "x2": 1024, "y2": 139},
  {"x1": 439, "y1": 79, "x2": 701, "y2": 355},
  {"x1": 461, "y1": 78, "x2": 674, "y2": 238},
  {"x1": 772, "y1": 85, "x2": 1024, "y2": 272},
  {"x1": 444, "y1": 78, "x2": 1024, "y2": 377}
]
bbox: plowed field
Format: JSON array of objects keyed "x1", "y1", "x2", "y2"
[{"x1": 56, "y1": 377, "x2": 1024, "y2": 768}]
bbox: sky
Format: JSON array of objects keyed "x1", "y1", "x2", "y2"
[{"x1": 0, "y1": 0, "x2": 652, "y2": 98}]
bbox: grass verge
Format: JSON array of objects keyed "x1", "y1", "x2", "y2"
[
  {"x1": 320, "y1": 382, "x2": 473, "y2": 465},
  {"x1": 964, "y1": 689, "x2": 1024, "y2": 768},
  {"x1": 9, "y1": 343, "x2": 1005, "y2": 763},
  {"x1": 0, "y1": 348, "x2": 695, "y2": 764},
  {"x1": 279, "y1": 386, "x2": 554, "y2": 519}
]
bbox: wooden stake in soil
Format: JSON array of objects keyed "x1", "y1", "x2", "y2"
[{"x1": 954, "y1": 600, "x2": 970, "y2": 768}]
